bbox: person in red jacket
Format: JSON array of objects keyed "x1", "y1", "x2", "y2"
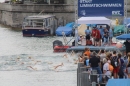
[
  {"x1": 91, "y1": 27, "x2": 97, "y2": 46},
  {"x1": 92, "y1": 27, "x2": 101, "y2": 46},
  {"x1": 95, "y1": 28, "x2": 101, "y2": 46}
]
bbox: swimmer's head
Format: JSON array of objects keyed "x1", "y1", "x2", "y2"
[
  {"x1": 17, "y1": 56, "x2": 20, "y2": 59},
  {"x1": 28, "y1": 57, "x2": 32, "y2": 59},
  {"x1": 61, "y1": 62, "x2": 64, "y2": 66},
  {"x1": 17, "y1": 58, "x2": 20, "y2": 59}
]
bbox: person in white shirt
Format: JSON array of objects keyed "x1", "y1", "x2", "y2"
[
  {"x1": 103, "y1": 58, "x2": 111, "y2": 83},
  {"x1": 78, "y1": 35, "x2": 86, "y2": 46},
  {"x1": 81, "y1": 35, "x2": 86, "y2": 46}
]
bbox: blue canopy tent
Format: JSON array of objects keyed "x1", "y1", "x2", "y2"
[
  {"x1": 107, "y1": 79, "x2": 130, "y2": 86},
  {"x1": 124, "y1": 17, "x2": 130, "y2": 24},
  {"x1": 116, "y1": 34, "x2": 130, "y2": 40}
]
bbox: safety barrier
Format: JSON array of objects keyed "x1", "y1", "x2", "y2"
[{"x1": 77, "y1": 62, "x2": 112, "y2": 86}]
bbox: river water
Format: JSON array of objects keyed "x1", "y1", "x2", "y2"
[{"x1": 0, "y1": 25, "x2": 77, "y2": 86}]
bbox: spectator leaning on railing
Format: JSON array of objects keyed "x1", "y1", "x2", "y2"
[{"x1": 89, "y1": 51, "x2": 102, "y2": 83}]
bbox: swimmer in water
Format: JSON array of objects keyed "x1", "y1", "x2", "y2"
[
  {"x1": 74, "y1": 55, "x2": 84, "y2": 64},
  {"x1": 63, "y1": 53, "x2": 68, "y2": 58},
  {"x1": 53, "y1": 63, "x2": 64, "y2": 70},
  {"x1": 27, "y1": 66, "x2": 37, "y2": 70},
  {"x1": 70, "y1": 50, "x2": 75, "y2": 56},
  {"x1": 47, "y1": 61, "x2": 53, "y2": 64},
  {"x1": 28, "y1": 56, "x2": 34, "y2": 61},
  {"x1": 27, "y1": 61, "x2": 42, "y2": 71},
  {"x1": 15, "y1": 57, "x2": 25, "y2": 65},
  {"x1": 28, "y1": 56, "x2": 42, "y2": 65},
  {"x1": 28, "y1": 56, "x2": 32, "y2": 59},
  {"x1": 16, "y1": 57, "x2": 21, "y2": 62}
]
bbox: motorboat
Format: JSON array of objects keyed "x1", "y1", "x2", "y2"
[{"x1": 22, "y1": 15, "x2": 56, "y2": 37}]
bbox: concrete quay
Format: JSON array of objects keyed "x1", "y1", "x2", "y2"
[{"x1": 0, "y1": 3, "x2": 75, "y2": 28}]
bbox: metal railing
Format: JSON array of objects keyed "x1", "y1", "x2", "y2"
[{"x1": 77, "y1": 62, "x2": 113, "y2": 86}]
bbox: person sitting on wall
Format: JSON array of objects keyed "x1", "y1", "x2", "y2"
[
  {"x1": 78, "y1": 35, "x2": 83, "y2": 45},
  {"x1": 85, "y1": 26, "x2": 91, "y2": 45},
  {"x1": 72, "y1": 35, "x2": 82, "y2": 46},
  {"x1": 81, "y1": 35, "x2": 86, "y2": 46}
]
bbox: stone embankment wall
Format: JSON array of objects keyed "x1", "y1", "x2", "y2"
[
  {"x1": 0, "y1": 3, "x2": 75, "y2": 28},
  {"x1": 0, "y1": 0, "x2": 129, "y2": 29}
]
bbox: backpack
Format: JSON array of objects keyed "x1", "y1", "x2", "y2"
[
  {"x1": 111, "y1": 56, "x2": 119, "y2": 68},
  {"x1": 120, "y1": 58, "x2": 125, "y2": 67},
  {"x1": 118, "y1": 64, "x2": 124, "y2": 76},
  {"x1": 109, "y1": 64, "x2": 114, "y2": 72}
]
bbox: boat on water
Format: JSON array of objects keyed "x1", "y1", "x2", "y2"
[
  {"x1": 53, "y1": 40, "x2": 125, "y2": 53},
  {"x1": 22, "y1": 15, "x2": 56, "y2": 37},
  {"x1": 53, "y1": 17, "x2": 126, "y2": 53}
]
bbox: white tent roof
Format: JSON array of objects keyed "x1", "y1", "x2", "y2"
[{"x1": 77, "y1": 17, "x2": 111, "y2": 25}]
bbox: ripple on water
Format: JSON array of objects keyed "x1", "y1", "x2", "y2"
[
  {"x1": 0, "y1": 54, "x2": 78, "y2": 71},
  {"x1": 0, "y1": 25, "x2": 77, "y2": 86}
]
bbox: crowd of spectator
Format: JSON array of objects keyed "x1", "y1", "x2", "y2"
[
  {"x1": 77, "y1": 26, "x2": 113, "y2": 46},
  {"x1": 78, "y1": 48, "x2": 130, "y2": 84}
]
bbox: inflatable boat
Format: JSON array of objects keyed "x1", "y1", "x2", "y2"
[
  {"x1": 53, "y1": 40, "x2": 70, "y2": 52},
  {"x1": 53, "y1": 40, "x2": 125, "y2": 53},
  {"x1": 66, "y1": 44, "x2": 125, "y2": 52},
  {"x1": 54, "y1": 46, "x2": 70, "y2": 52}
]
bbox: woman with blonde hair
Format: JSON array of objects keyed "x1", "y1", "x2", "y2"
[
  {"x1": 103, "y1": 58, "x2": 112, "y2": 83},
  {"x1": 127, "y1": 52, "x2": 130, "y2": 78}
]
